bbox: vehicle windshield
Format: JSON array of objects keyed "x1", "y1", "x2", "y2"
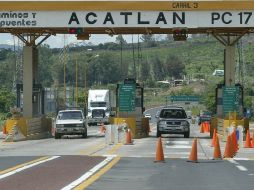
[
  {"x1": 160, "y1": 109, "x2": 187, "y2": 119},
  {"x1": 90, "y1": 102, "x2": 106, "y2": 107},
  {"x1": 58, "y1": 111, "x2": 83, "y2": 120}
]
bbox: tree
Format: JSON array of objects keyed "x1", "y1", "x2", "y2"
[
  {"x1": 151, "y1": 54, "x2": 165, "y2": 81},
  {"x1": 115, "y1": 35, "x2": 127, "y2": 45},
  {"x1": 140, "y1": 59, "x2": 151, "y2": 82},
  {"x1": 38, "y1": 44, "x2": 54, "y2": 86},
  {"x1": 164, "y1": 55, "x2": 185, "y2": 79},
  {"x1": 202, "y1": 83, "x2": 216, "y2": 114},
  {"x1": 140, "y1": 34, "x2": 157, "y2": 47},
  {"x1": 0, "y1": 88, "x2": 15, "y2": 113}
]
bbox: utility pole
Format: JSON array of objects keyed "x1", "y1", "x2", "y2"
[{"x1": 75, "y1": 57, "x2": 78, "y2": 107}]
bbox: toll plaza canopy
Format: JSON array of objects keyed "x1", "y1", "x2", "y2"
[{"x1": 1, "y1": 0, "x2": 254, "y2": 37}]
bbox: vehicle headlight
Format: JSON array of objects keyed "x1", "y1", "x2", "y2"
[
  {"x1": 181, "y1": 121, "x2": 189, "y2": 126},
  {"x1": 56, "y1": 124, "x2": 64, "y2": 128},
  {"x1": 76, "y1": 124, "x2": 84, "y2": 127},
  {"x1": 159, "y1": 121, "x2": 167, "y2": 126}
]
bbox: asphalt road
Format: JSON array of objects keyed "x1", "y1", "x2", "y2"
[{"x1": 0, "y1": 115, "x2": 254, "y2": 190}]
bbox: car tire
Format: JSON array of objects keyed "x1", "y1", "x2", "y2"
[
  {"x1": 184, "y1": 132, "x2": 190, "y2": 138},
  {"x1": 55, "y1": 132, "x2": 61, "y2": 139},
  {"x1": 82, "y1": 131, "x2": 87, "y2": 138}
]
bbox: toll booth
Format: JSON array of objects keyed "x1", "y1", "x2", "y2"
[
  {"x1": 213, "y1": 83, "x2": 248, "y2": 140},
  {"x1": 16, "y1": 84, "x2": 45, "y2": 116},
  {"x1": 109, "y1": 78, "x2": 149, "y2": 138}
]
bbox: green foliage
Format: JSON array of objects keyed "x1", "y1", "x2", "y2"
[
  {"x1": 170, "y1": 86, "x2": 197, "y2": 96},
  {"x1": 38, "y1": 44, "x2": 54, "y2": 86},
  {"x1": 164, "y1": 54, "x2": 185, "y2": 79},
  {"x1": 201, "y1": 83, "x2": 217, "y2": 114},
  {"x1": 0, "y1": 88, "x2": 15, "y2": 113}
]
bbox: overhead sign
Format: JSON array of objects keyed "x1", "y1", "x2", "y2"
[
  {"x1": 119, "y1": 84, "x2": 136, "y2": 112},
  {"x1": 169, "y1": 95, "x2": 200, "y2": 102},
  {"x1": 0, "y1": 11, "x2": 254, "y2": 28}
]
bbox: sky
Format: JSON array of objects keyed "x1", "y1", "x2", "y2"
[{"x1": 0, "y1": 33, "x2": 147, "y2": 48}]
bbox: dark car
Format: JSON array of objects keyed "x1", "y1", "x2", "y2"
[{"x1": 156, "y1": 106, "x2": 190, "y2": 138}]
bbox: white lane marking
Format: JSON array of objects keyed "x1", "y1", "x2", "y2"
[
  {"x1": 234, "y1": 158, "x2": 250, "y2": 161},
  {"x1": 166, "y1": 141, "x2": 189, "y2": 145},
  {"x1": 248, "y1": 174, "x2": 254, "y2": 176},
  {"x1": 236, "y1": 165, "x2": 248, "y2": 171},
  {"x1": 166, "y1": 145, "x2": 191, "y2": 149},
  {"x1": 227, "y1": 159, "x2": 249, "y2": 172},
  {"x1": 228, "y1": 159, "x2": 239, "y2": 165},
  {"x1": 0, "y1": 156, "x2": 60, "y2": 180},
  {"x1": 61, "y1": 155, "x2": 116, "y2": 190}
]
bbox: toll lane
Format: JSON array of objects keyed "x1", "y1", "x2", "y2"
[
  {"x1": 87, "y1": 158, "x2": 254, "y2": 190},
  {"x1": 0, "y1": 155, "x2": 105, "y2": 190}
]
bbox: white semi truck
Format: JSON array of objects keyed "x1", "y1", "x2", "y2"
[{"x1": 87, "y1": 89, "x2": 111, "y2": 125}]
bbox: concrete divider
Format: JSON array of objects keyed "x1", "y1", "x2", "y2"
[
  {"x1": 105, "y1": 125, "x2": 127, "y2": 145},
  {"x1": 4, "y1": 116, "x2": 52, "y2": 141},
  {"x1": 109, "y1": 117, "x2": 149, "y2": 138}
]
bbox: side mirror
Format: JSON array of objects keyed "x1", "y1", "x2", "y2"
[{"x1": 187, "y1": 116, "x2": 191, "y2": 119}]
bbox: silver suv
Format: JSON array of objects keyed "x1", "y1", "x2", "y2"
[{"x1": 156, "y1": 106, "x2": 190, "y2": 138}]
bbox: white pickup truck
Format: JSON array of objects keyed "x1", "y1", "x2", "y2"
[{"x1": 54, "y1": 109, "x2": 87, "y2": 139}]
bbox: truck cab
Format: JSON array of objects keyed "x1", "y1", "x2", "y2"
[{"x1": 87, "y1": 90, "x2": 110, "y2": 125}]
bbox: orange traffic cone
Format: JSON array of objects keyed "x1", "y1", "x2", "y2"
[
  {"x1": 204, "y1": 122, "x2": 208, "y2": 132},
  {"x1": 154, "y1": 137, "x2": 165, "y2": 162},
  {"x1": 244, "y1": 130, "x2": 252, "y2": 148},
  {"x1": 252, "y1": 132, "x2": 254, "y2": 148},
  {"x1": 188, "y1": 138, "x2": 198, "y2": 163},
  {"x1": 51, "y1": 126, "x2": 55, "y2": 136},
  {"x1": 231, "y1": 130, "x2": 238, "y2": 155},
  {"x1": 99, "y1": 123, "x2": 106, "y2": 133},
  {"x1": 224, "y1": 135, "x2": 233, "y2": 158},
  {"x1": 211, "y1": 129, "x2": 217, "y2": 147},
  {"x1": 2, "y1": 125, "x2": 7, "y2": 134},
  {"x1": 213, "y1": 135, "x2": 222, "y2": 160},
  {"x1": 200, "y1": 123, "x2": 204, "y2": 133},
  {"x1": 206, "y1": 122, "x2": 210, "y2": 133},
  {"x1": 125, "y1": 130, "x2": 133, "y2": 145}
]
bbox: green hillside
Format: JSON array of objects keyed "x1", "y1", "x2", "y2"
[{"x1": 0, "y1": 35, "x2": 254, "y2": 115}]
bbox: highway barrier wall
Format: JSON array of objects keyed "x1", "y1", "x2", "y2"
[{"x1": 4, "y1": 116, "x2": 52, "y2": 141}]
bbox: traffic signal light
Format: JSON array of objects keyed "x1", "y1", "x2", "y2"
[
  {"x1": 69, "y1": 28, "x2": 83, "y2": 35},
  {"x1": 173, "y1": 28, "x2": 188, "y2": 41}
]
